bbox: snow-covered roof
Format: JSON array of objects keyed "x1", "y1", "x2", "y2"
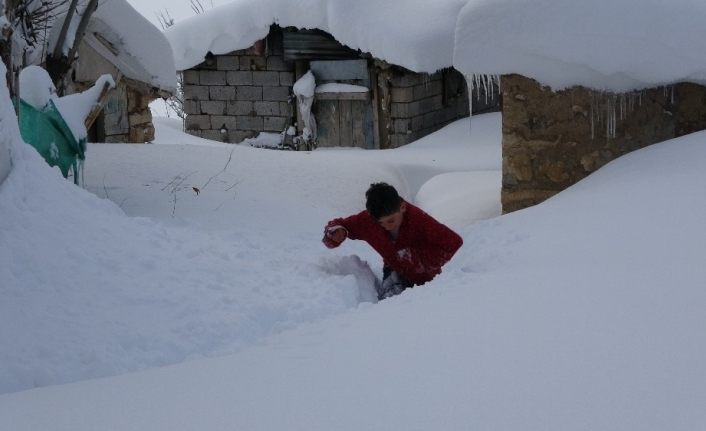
[
  {"x1": 92, "y1": 0, "x2": 176, "y2": 92},
  {"x1": 165, "y1": 0, "x2": 468, "y2": 73},
  {"x1": 49, "y1": 0, "x2": 176, "y2": 93},
  {"x1": 453, "y1": 0, "x2": 706, "y2": 92}
]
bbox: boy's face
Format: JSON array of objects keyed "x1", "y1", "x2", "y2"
[{"x1": 377, "y1": 202, "x2": 406, "y2": 233}]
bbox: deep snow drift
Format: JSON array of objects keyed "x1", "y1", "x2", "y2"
[{"x1": 2, "y1": 103, "x2": 706, "y2": 429}]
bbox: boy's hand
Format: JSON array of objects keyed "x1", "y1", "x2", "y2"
[{"x1": 323, "y1": 225, "x2": 347, "y2": 248}]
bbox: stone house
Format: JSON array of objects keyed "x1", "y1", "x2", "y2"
[
  {"x1": 62, "y1": 1, "x2": 176, "y2": 143},
  {"x1": 181, "y1": 25, "x2": 497, "y2": 149}
]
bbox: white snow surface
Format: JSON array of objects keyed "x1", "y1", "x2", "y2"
[
  {"x1": 454, "y1": 0, "x2": 706, "y2": 92},
  {"x1": 165, "y1": 0, "x2": 467, "y2": 72},
  {"x1": 2, "y1": 80, "x2": 706, "y2": 429}
]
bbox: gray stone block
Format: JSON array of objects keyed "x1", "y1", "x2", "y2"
[
  {"x1": 201, "y1": 101, "x2": 226, "y2": 115},
  {"x1": 279, "y1": 71, "x2": 295, "y2": 86},
  {"x1": 263, "y1": 86, "x2": 290, "y2": 101},
  {"x1": 183, "y1": 100, "x2": 200, "y2": 115},
  {"x1": 390, "y1": 73, "x2": 425, "y2": 88},
  {"x1": 209, "y1": 86, "x2": 236, "y2": 100},
  {"x1": 390, "y1": 102, "x2": 408, "y2": 118},
  {"x1": 184, "y1": 85, "x2": 210, "y2": 101},
  {"x1": 183, "y1": 70, "x2": 200, "y2": 85},
  {"x1": 236, "y1": 86, "x2": 263, "y2": 101},
  {"x1": 263, "y1": 116, "x2": 288, "y2": 132},
  {"x1": 236, "y1": 116, "x2": 263, "y2": 131},
  {"x1": 217, "y1": 55, "x2": 240, "y2": 71},
  {"x1": 280, "y1": 102, "x2": 293, "y2": 116},
  {"x1": 227, "y1": 71, "x2": 253, "y2": 85},
  {"x1": 200, "y1": 70, "x2": 226, "y2": 86},
  {"x1": 254, "y1": 101, "x2": 280, "y2": 116},
  {"x1": 227, "y1": 100, "x2": 254, "y2": 116},
  {"x1": 185, "y1": 114, "x2": 211, "y2": 130},
  {"x1": 201, "y1": 129, "x2": 226, "y2": 142},
  {"x1": 210, "y1": 115, "x2": 238, "y2": 130},
  {"x1": 393, "y1": 119, "x2": 410, "y2": 134},
  {"x1": 253, "y1": 71, "x2": 280, "y2": 86}
]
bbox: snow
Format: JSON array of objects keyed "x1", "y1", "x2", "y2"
[
  {"x1": 454, "y1": 0, "x2": 706, "y2": 92},
  {"x1": 90, "y1": 0, "x2": 176, "y2": 92},
  {"x1": 165, "y1": 0, "x2": 468, "y2": 72},
  {"x1": 3, "y1": 2, "x2": 706, "y2": 429},
  {"x1": 18, "y1": 65, "x2": 115, "y2": 142},
  {"x1": 47, "y1": 0, "x2": 176, "y2": 93},
  {"x1": 17, "y1": 65, "x2": 56, "y2": 110}
]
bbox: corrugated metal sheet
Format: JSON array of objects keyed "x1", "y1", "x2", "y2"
[{"x1": 283, "y1": 30, "x2": 360, "y2": 61}]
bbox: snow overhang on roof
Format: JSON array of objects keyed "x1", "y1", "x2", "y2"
[
  {"x1": 453, "y1": 0, "x2": 706, "y2": 93},
  {"x1": 165, "y1": 0, "x2": 468, "y2": 74},
  {"x1": 92, "y1": 0, "x2": 176, "y2": 93},
  {"x1": 49, "y1": 0, "x2": 176, "y2": 94}
]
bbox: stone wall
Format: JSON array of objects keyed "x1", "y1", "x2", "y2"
[
  {"x1": 388, "y1": 69, "x2": 471, "y2": 148},
  {"x1": 183, "y1": 47, "x2": 295, "y2": 143},
  {"x1": 98, "y1": 81, "x2": 156, "y2": 143},
  {"x1": 502, "y1": 74, "x2": 706, "y2": 212}
]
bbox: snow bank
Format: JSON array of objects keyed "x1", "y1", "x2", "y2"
[
  {"x1": 0, "y1": 63, "x2": 16, "y2": 185},
  {"x1": 454, "y1": 0, "x2": 706, "y2": 92},
  {"x1": 1, "y1": 129, "x2": 705, "y2": 430},
  {"x1": 166, "y1": 0, "x2": 467, "y2": 72}
]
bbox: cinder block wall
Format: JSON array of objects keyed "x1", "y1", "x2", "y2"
[
  {"x1": 388, "y1": 69, "x2": 470, "y2": 148},
  {"x1": 502, "y1": 74, "x2": 706, "y2": 212},
  {"x1": 183, "y1": 46, "x2": 295, "y2": 143}
]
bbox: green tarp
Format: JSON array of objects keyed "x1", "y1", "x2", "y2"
[{"x1": 17, "y1": 98, "x2": 85, "y2": 184}]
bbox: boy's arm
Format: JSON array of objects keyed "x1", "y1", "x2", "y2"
[{"x1": 321, "y1": 212, "x2": 367, "y2": 249}]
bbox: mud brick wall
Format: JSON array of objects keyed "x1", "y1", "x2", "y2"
[
  {"x1": 388, "y1": 69, "x2": 470, "y2": 148},
  {"x1": 502, "y1": 74, "x2": 706, "y2": 212},
  {"x1": 183, "y1": 47, "x2": 295, "y2": 143}
]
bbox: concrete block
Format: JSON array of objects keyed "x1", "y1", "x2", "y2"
[
  {"x1": 183, "y1": 70, "x2": 200, "y2": 85},
  {"x1": 235, "y1": 86, "x2": 263, "y2": 101},
  {"x1": 228, "y1": 130, "x2": 257, "y2": 143},
  {"x1": 209, "y1": 86, "x2": 236, "y2": 100},
  {"x1": 185, "y1": 114, "x2": 211, "y2": 130},
  {"x1": 263, "y1": 116, "x2": 288, "y2": 132},
  {"x1": 227, "y1": 71, "x2": 253, "y2": 85},
  {"x1": 183, "y1": 100, "x2": 200, "y2": 115},
  {"x1": 217, "y1": 55, "x2": 240, "y2": 71},
  {"x1": 184, "y1": 85, "x2": 210, "y2": 101},
  {"x1": 200, "y1": 101, "x2": 226, "y2": 115},
  {"x1": 236, "y1": 116, "x2": 263, "y2": 131},
  {"x1": 227, "y1": 100, "x2": 254, "y2": 116},
  {"x1": 201, "y1": 129, "x2": 226, "y2": 142},
  {"x1": 253, "y1": 71, "x2": 280, "y2": 86},
  {"x1": 279, "y1": 71, "x2": 295, "y2": 86},
  {"x1": 263, "y1": 86, "x2": 290, "y2": 101},
  {"x1": 254, "y1": 101, "x2": 280, "y2": 116},
  {"x1": 200, "y1": 70, "x2": 226, "y2": 85},
  {"x1": 210, "y1": 115, "x2": 238, "y2": 130},
  {"x1": 280, "y1": 102, "x2": 293, "y2": 116}
]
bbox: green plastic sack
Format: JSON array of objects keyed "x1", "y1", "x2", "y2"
[{"x1": 17, "y1": 98, "x2": 86, "y2": 184}]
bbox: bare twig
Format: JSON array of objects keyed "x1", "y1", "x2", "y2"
[{"x1": 201, "y1": 146, "x2": 235, "y2": 190}]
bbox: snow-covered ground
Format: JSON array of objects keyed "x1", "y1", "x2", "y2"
[
  {"x1": 0, "y1": 110, "x2": 500, "y2": 395},
  {"x1": 3, "y1": 102, "x2": 706, "y2": 429}
]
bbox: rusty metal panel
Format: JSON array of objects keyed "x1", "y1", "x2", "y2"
[{"x1": 283, "y1": 30, "x2": 359, "y2": 62}]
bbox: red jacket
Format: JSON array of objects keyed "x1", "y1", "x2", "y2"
[{"x1": 323, "y1": 201, "x2": 463, "y2": 285}]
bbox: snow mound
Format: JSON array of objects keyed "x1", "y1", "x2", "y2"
[{"x1": 454, "y1": 0, "x2": 706, "y2": 92}]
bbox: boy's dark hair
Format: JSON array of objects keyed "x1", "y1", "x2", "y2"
[{"x1": 366, "y1": 182, "x2": 402, "y2": 219}]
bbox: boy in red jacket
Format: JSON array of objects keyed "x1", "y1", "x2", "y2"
[{"x1": 323, "y1": 182, "x2": 463, "y2": 300}]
